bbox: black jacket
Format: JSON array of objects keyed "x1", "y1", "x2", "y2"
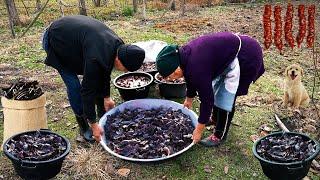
[{"x1": 46, "y1": 15, "x2": 124, "y2": 122}]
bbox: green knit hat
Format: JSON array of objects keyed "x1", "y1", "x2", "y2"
[{"x1": 156, "y1": 45, "x2": 180, "y2": 77}]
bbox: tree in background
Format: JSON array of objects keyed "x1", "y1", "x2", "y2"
[
  {"x1": 78, "y1": 0, "x2": 87, "y2": 15},
  {"x1": 4, "y1": 0, "x2": 21, "y2": 26},
  {"x1": 168, "y1": 0, "x2": 175, "y2": 11},
  {"x1": 92, "y1": 0, "x2": 101, "y2": 7},
  {"x1": 133, "y1": 0, "x2": 138, "y2": 13},
  {"x1": 180, "y1": 0, "x2": 186, "y2": 16},
  {"x1": 142, "y1": 0, "x2": 147, "y2": 20},
  {"x1": 36, "y1": 0, "x2": 42, "y2": 12}
]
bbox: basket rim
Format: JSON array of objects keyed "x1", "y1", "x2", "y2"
[
  {"x1": 252, "y1": 131, "x2": 320, "y2": 166},
  {"x1": 3, "y1": 129, "x2": 71, "y2": 164},
  {"x1": 113, "y1": 72, "x2": 154, "y2": 90},
  {"x1": 154, "y1": 73, "x2": 186, "y2": 85}
]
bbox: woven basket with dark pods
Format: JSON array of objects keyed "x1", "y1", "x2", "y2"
[{"x1": 2, "y1": 80, "x2": 43, "y2": 100}]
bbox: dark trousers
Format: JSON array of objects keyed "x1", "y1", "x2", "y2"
[
  {"x1": 57, "y1": 69, "x2": 106, "y2": 119},
  {"x1": 212, "y1": 98, "x2": 236, "y2": 140}
]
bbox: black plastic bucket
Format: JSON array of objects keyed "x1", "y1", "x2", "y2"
[
  {"x1": 113, "y1": 72, "x2": 153, "y2": 101},
  {"x1": 3, "y1": 130, "x2": 71, "y2": 180},
  {"x1": 145, "y1": 70, "x2": 158, "y2": 77},
  {"x1": 252, "y1": 132, "x2": 320, "y2": 180},
  {"x1": 154, "y1": 73, "x2": 186, "y2": 98}
]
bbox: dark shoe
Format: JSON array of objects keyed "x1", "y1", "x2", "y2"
[
  {"x1": 200, "y1": 134, "x2": 223, "y2": 147},
  {"x1": 75, "y1": 115, "x2": 94, "y2": 142}
]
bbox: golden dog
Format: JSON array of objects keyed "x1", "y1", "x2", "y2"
[{"x1": 284, "y1": 64, "x2": 310, "y2": 109}]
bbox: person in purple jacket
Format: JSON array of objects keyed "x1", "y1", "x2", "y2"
[{"x1": 156, "y1": 32, "x2": 265, "y2": 147}]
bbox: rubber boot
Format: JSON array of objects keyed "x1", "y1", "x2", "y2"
[{"x1": 75, "y1": 115, "x2": 94, "y2": 142}]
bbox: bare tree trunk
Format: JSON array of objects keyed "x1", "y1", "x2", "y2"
[
  {"x1": 36, "y1": 0, "x2": 42, "y2": 12},
  {"x1": 206, "y1": 0, "x2": 212, "y2": 7},
  {"x1": 102, "y1": 0, "x2": 108, "y2": 6},
  {"x1": 92, "y1": 0, "x2": 101, "y2": 7},
  {"x1": 168, "y1": 0, "x2": 175, "y2": 11},
  {"x1": 78, "y1": 0, "x2": 87, "y2": 15},
  {"x1": 57, "y1": 0, "x2": 64, "y2": 16},
  {"x1": 4, "y1": 0, "x2": 21, "y2": 26},
  {"x1": 180, "y1": 0, "x2": 186, "y2": 16},
  {"x1": 142, "y1": 0, "x2": 147, "y2": 20},
  {"x1": 133, "y1": 0, "x2": 138, "y2": 13}
]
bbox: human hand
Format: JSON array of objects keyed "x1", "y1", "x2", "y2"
[
  {"x1": 90, "y1": 123, "x2": 104, "y2": 142},
  {"x1": 192, "y1": 123, "x2": 205, "y2": 143},
  {"x1": 104, "y1": 97, "x2": 115, "y2": 112},
  {"x1": 183, "y1": 97, "x2": 193, "y2": 109}
]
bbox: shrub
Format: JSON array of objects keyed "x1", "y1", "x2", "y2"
[{"x1": 122, "y1": 6, "x2": 134, "y2": 17}]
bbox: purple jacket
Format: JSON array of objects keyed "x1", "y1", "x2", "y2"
[{"x1": 179, "y1": 32, "x2": 265, "y2": 124}]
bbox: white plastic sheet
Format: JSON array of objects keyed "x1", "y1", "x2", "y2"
[{"x1": 133, "y1": 40, "x2": 167, "y2": 63}]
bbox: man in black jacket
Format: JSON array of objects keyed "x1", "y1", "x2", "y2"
[{"x1": 42, "y1": 15, "x2": 145, "y2": 142}]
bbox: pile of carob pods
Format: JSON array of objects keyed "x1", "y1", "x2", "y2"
[{"x1": 2, "y1": 80, "x2": 43, "y2": 100}]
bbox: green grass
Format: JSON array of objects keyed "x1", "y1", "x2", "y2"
[{"x1": 135, "y1": 107, "x2": 272, "y2": 180}]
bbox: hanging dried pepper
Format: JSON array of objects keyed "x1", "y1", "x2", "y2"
[
  {"x1": 284, "y1": 3, "x2": 294, "y2": 49},
  {"x1": 263, "y1": 4, "x2": 272, "y2": 49},
  {"x1": 296, "y1": 5, "x2": 307, "y2": 48},
  {"x1": 274, "y1": 5, "x2": 283, "y2": 52},
  {"x1": 307, "y1": 5, "x2": 315, "y2": 48}
]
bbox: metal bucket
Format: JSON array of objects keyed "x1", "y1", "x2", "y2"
[{"x1": 99, "y1": 99, "x2": 198, "y2": 162}]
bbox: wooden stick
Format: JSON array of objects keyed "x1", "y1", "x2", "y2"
[
  {"x1": 274, "y1": 114, "x2": 319, "y2": 170},
  {"x1": 274, "y1": 114, "x2": 289, "y2": 132}
]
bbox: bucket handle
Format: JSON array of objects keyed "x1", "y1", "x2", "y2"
[
  {"x1": 136, "y1": 87, "x2": 146, "y2": 92},
  {"x1": 21, "y1": 161, "x2": 37, "y2": 169}
]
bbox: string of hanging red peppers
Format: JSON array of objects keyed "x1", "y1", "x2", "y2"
[
  {"x1": 307, "y1": 5, "x2": 315, "y2": 48},
  {"x1": 263, "y1": 4, "x2": 316, "y2": 51},
  {"x1": 284, "y1": 3, "x2": 294, "y2": 49},
  {"x1": 263, "y1": 4, "x2": 272, "y2": 49},
  {"x1": 274, "y1": 5, "x2": 283, "y2": 52},
  {"x1": 297, "y1": 4, "x2": 307, "y2": 48}
]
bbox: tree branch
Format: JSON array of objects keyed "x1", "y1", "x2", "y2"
[
  {"x1": 19, "y1": 0, "x2": 50, "y2": 38},
  {"x1": 20, "y1": 0, "x2": 29, "y2": 16}
]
